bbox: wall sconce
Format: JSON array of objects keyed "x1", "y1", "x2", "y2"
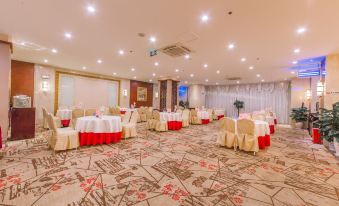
[
  {"x1": 123, "y1": 89, "x2": 128, "y2": 97},
  {"x1": 317, "y1": 81, "x2": 325, "y2": 97},
  {"x1": 41, "y1": 81, "x2": 50, "y2": 92},
  {"x1": 306, "y1": 89, "x2": 311, "y2": 100},
  {"x1": 155, "y1": 92, "x2": 159, "y2": 98}
]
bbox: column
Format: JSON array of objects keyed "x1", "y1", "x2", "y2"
[
  {"x1": 0, "y1": 34, "x2": 12, "y2": 146},
  {"x1": 324, "y1": 54, "x2": 339, "y2": 109},
  {"x1": 159, "y1": 79, "x2": 178, "y2": 111}
]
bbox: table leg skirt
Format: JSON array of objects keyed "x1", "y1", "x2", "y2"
[
  {"x1": 201, "y1": 119, "x2": 210, "y2": 124},
  {"x1": 61, "y1": 119, "x2": 71, "y2": 127},
  {"x1": 265, "y1": 134, "x2": 270, "y2": 146},
  {"x1": 120, "y1": 111, "x2": 126, "y2": 114},
  {"x1": 168, "y1": 121, "x2": 182, "y2": 130},
  {"x1": 269, "y1": 125, "x2": 275, "y2": 134},
  {"x1": 79, "y1": 132, "x2": 122, "y2": 146},
  {"x1": 258, "y1": 136, "x2": 266, "y2": 149},
  {"x1": 312, "y1": 128, "x2": 322, "y2": 144},
  {"x1": 274, "y1": 118, "x2": 277, "y2": 125},
  {"x1": 217, "y1": 115, "x2": 224, "y2": 120}
]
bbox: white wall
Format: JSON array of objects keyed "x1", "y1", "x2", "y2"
[
  {"x1": 325, "y1": 54, "x2": 339, "y2": 109},
  {"x1": 120, "y1": 79, "x2": 130, "y2": 108},
  {"x1": 188, "y1": 84, "x2": 206, "y2": 108}
]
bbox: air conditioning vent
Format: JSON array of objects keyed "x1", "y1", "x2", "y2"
[
  {"x1": 159, "y1": 43, "x2": 191, "y2": 57},
  {"x1": 226, "y1": 77, "x2": 242, "y2": 81}
]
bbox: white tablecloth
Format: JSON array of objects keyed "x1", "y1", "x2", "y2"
[
  {"x1": 254, "y1": 120, "x2": 271, "y2": 136},
  {"x1": 120, "y1": 108, "x2": 136, "y2": 112},
  {"x1": 56, "y1": 109, "x2": 73, "y2": 120},
  {"x1": 75, "y1": 116, "x2": 122, "y2": 133},
  {"x1": 214, "y1": 109, "x2": 225, "y2": 116},
  {"x1": 197, "y1": 111, "x2": 209, "y2": 120},
  {"x1": 265, "y1": 116, "x2": 275, "y2": 126},
  {"x1": 160, "y1": 112, "x2": 182, "y2": 122}
]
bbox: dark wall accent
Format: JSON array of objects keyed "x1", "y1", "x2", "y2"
[
  {"x1": 130, "y1": 80, "x2": 153, "y2": 107},
  {"x1": 172, "y1": 81, "x2": 178, "y2": 111},
  {"x1": 11, "y1": 60, "x2": 35, "y2": 104},
  {"x1": 159, "y1": 80, "x2": 167, "y2": 111}
]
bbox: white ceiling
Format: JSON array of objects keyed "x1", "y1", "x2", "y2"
[{"x1": 1, "y1": 0, "x2": 339, "y2": 85}]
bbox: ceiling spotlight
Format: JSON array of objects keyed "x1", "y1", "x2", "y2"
[
  {"x1": 175, "y1": 69, "x2": 179, "y2": 72},
  {"x1": 241, "y1": 57, "x2": 246, "y2": 62},
  {"x1": 190, "y1": 74, "x2": 194, "y2": 77},
  {"x1": 228, "y1": 43, "x2": 235, "y2": 50},
  {"x1": 201, "y1": 14, "x2": 209, "y2": 22},
  {"x1": 261, "y1": 79, "x2": 265, "y2": 82},
  {"x1": 64, "y1": 32, "x2": 72, "y2": 39},
  {"x1": 43, "y1": 59, "x2": 48, "y2": 63},
  {"x1": 133, "y1": 76, "x2": 136, "y2": 79},
  {"x1": 97, "y1": 59, "x2": 102, "y2": 64},
  {"x1": 113, "y1": 72, "x2": 117, "y2": 75},
  {"x1": 184, "y1": 54, "x2": 190, "y2": 59},
  {"x1": 152, "y1": 73, "x2": 156, "y2": 76},
  {"x1": 236, "y1": 81, "x2": 240, "y2": 84},
  {"x1": 297, "y1": 27, "x2": 307, "y2": 34},
  {"x1": 119, "y1": 50, "x2": 125, "y2": 55},
  {"x1": 294, "y1": 48, "x2": 300, "y2": 54},
  {"x1": 87, "y1": 5, "x2": 96, "y2": 13},
  {"x1": 131, "y1": 67, "x2": 135, "y2": 71},
  {"x1": 216, "y1": 82, "x2": 219, "y2": 85},
  {"x1": 149, "y1": 36, "x2": 157, "y2": 43},
  {"x1": 216, "y1": 70, "x2": 220, "y2": 74},
  {"x1": 82, "y1": 66, "x2": 86, "y2": 70},
  {"x1": 291, "y1": 71, "x2": 296, "y2": 74},
  {"x1": 149, "y1": 79, "x2": 153, "y2": 82},
  {"x1": 256, "y1": 74, "x2": 261, "y2": 77},
  {"x1": 205, "y1": 79, "x2": 209, "y2": 82},
  {"x1": 203, "y1": 64, "x2": 208, "y2": 68},
  {"x1": 154, "y1": 62, "x2": 159, "y2": 66},
  {"x1": 292, "y1": 61, "x2": 298, "y2": 64},
  {"x1": 51, "y1": 48, "x2": 58, "y2": 53},
  {"x1": 184, "y1": 81, "x2": 188, "y2": 84}
]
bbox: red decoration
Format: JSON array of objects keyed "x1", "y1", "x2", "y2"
[
  {"x1": 201, "y1": 119, "x2": 210, "y2": 124},
  {"x1": 269, "y1": 125, "x2": 275, "y2": 134},
  {"x1": 61, "y1": 119, "x2": 70, "y2": 127},
  {"x1": 274, "y1": 118, "x2": 277, "y2": 125},
  {"x1": 217, "y1": 115, "x2": 224, "y2": 120},
  {"x1": 265, "y1": 134, "x2": 270, "y2": 146},
  {"x1": 79, "y1": 132, "x2": 122, "y2": 146},
  {"x1": 167, "y1": 121, "x2": 182, "y2": 130},
  {"x1": 120, "y1": 111, "x2": 126, "y2": 114},
  {"x1": 258, "y1": 136, "x2": 266, "y2": 149},
  {"x1": 312, "y1": 128, "x2": 322, "y2": 144}
]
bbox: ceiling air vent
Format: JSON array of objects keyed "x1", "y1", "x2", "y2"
[
  {"x1": 159, "y1": 43, "x2": 191, "y2": 57},
  {"x1": 226, "y1": 77, "x2": 242, "y2": 81}
]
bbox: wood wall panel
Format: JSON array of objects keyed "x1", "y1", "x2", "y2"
[
  {"x1": 159, "y1": 80, "x2": 167, "y2": 111},
  {"x1": 11, "y1": 60, "x2": 35, "y2": 104},
  {"x1": 130, "y1": 80, "x2": 153, "y2": 107}
]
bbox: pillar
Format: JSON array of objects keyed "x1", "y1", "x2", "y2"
[
  {"x1": 159, "y1": 79, "x2": 178, "y2": 111},
  {"x1": 324, "y1": 54, "x2": 339, "y2": 109}
]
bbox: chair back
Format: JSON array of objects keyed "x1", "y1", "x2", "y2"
[
  {"x1": 219, "y1": 118, "x2": 227, "y2": 130},
  {"x1": 122, "y1": 111, "x2": 132, "y2": 124},
  {"x1": 237, "y1": 119, "x2": 255, "y2": 136},
  {"x1": 182, "y1": 109, "x2": 190, "y2": 119},
  {"x1": 190, "y1": 109, "x2": 197, "y2": 118},
  {"x1": 153, "y1": 110, "x2": 160, "y2": 120},
  {"x1": 130, "y1": 111, "x2": 139, "y2": 124},
  {"x1": 146, "y1": 109, "x2": 153, "y2": 120},
  {"x1": 85, "y1": 108, "x2": 96, "y2": 116},
  {"x1": 225, "y1": 117, "x2": 236, "y2": 133},
  {"x1": 42, "y1": 107, "x2": 48, "y2": 118},
  {"x1": 47, "y1": 113, "x2": 58, "y2": 132},
  {"x1": 73, "y1": 109, "x2": 84, "y2": 119},
  {"x1": 207, "y1": 108, "x2": 213, "y2": 115}
]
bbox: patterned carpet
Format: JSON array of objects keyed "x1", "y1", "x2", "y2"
[{"x1": 0, "y1": 122, "x2": 338, "y2": 206}]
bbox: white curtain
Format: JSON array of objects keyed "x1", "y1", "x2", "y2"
[
  {"x1": 205, "y1": 81, "x2": 291, "y2": 123},
  {"x1": 59, "y1": 75, "x2": 75, "y2": 108}
]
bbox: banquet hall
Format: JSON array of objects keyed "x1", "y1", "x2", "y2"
[{"x1": 1, "y1": 1, "x2": 339, "y2": 205}]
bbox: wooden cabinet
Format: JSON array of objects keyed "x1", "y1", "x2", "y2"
[{"x1": 10, "y1": 108, "x2": 35, "y2": 140}]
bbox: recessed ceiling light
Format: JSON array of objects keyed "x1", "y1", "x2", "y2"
[
  {"x1": 241, "y1": 57, "x2": 246, "y2": 62},
  {"x1": 236, "y1": 81, "x2": 240, "y2": 84},
  {"x1": 297, "y1": 27, "x2": 307, "y2": 34},
  {"x1": 43, "y1": 59, "x2": 48, "y2": 63},
  {"x1": 64, "y1": 32, "x2": 72, "y2": 39},
  {"x1": 256, "y1": 74, "x2": 261, "y2": 77},
  {"x1": 82, "y1": 66, "x2": 86, "y2": 70},
  {"x1": 291, "y1": 71, "x2": 295, "y2": 74},
  {"x1": 190, "y1": 74, "x2": 194, "y2": 77},
  {"x1": 184, "y1": 54, "x2": 190, "y2": 59},
  {"x1": 201, "y1": 14, "x2": 209, "y2": 22},
  {"x1": 131, "y1": 67, "x2": 135, "y2": 71},
  {"x1": 294, "y1": 48, "x2": 300, "y2": 54},
  {"x1": 216, "y1": 70, "x2": 220, "y2": 74},
  {"x1": 119, "y1": 50, "x2": 125, "y2": 55},
  {"x1": 51, "y1": 48, "x2": 58, "y2": 53},
  {"x1": 97, "y1": 59, "x2": 102, "y2": 64},
  {"x1": 152, "y1": 73, "x2": 156, "y2": 76},
  {"x1": 184, "y1": 81, "x2": 188, "y2": 84},
  {"x1": 149, "y1": 36, "x2": 156, "y2": 43},
  {"x1": 216, "y1": 82, "x2": 219, "y2": 85},
  {"x1": 249, "y1": 66, "x2": 254, "y2": 70},
  {"x1": 133, "y1": 76, "x2": 136, "y2": 79},
  {"x1": 228, "y1": 43, "x2": 235, "y2": 50},
  {"x1": 154, "y1": 62, "x2": 159, "y2": 66},
  {"x1": 149, "y1": 79, "x2": 153, "y2": 82},
  {"x1": 113, "y1": 72, "x2": 117, "y2": 75},
  {"x1": 203, "y1": 64, "x2": 208, "y2": 68},
  {"x1": 292, "y1": 61, "x2": 298, "y2": 64},
  {"x1": 205, "y1": 79, "x2": 209, "y2": 82},
  {"x1": 261, "y1": 79, "x2": 265, "y2": 82},
  {"x1": 87, "y1": 5, "x2": 96, "y2": 13},
  {"x1": 175, "y1": 69, "x2": 179, "y2": 72}
]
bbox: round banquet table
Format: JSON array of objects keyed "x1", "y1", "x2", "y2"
[
  {"x1": 56, "y1": 109, "x2": 72, "y2": 127},
  {"x1": 197, "y1": 111, "x2": 210, "y2": 124},
  {"x1": 160, "y1": 112, "x2": 182, "y2": 130},
  {"x1": 75, "y1": 116, "x2": 122, "y2": 146},
  {"x1": 120, "y1": 108, "x2": 136, "y2": 114},
  {"x1": 265, "y1": 116, "x2": 275, "y2": 134},
  {"x1": 254, "y1": 120, "x2": 271, "y2": 149},
  {"x1": 214, "y1": 109, "x2": 225, "y2": 120}
]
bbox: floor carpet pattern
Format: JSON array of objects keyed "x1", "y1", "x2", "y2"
[{"x1": 0, "y1": 122, "x2": 338, "y2": 206}]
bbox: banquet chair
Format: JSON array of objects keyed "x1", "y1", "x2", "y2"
[
  {"x1": 122, "y1": 111, "x2": 138, "y2": 139},
  {"x1": 121, "y1": 111, "x2": 132, "y2": 125},
  {"x1": 182, "y1": 109, "x2": 190, "y2": 127},
  {"x1": 47, "y1": 113, "x2": 79, "y2": 151},
  {"x1": 109, "y1": 107, "x2": 121, "y2": 116},
  {"x1": 139, "y1": 107, "x2": 147, "y2": 122},
  {"x1": 147, "y1": 110, "x2": 156, "y2": 130},
  {"x1": 237, "y1": 119, "x2": 258, "y2": 155},
  {"x1": 190, "y1": 109, "x2": 202, "y2": 125},
  {"x1": 146, "y1": 109, "x2": 153, "y2": 121},
  {"x1": 153, "y1": 110, "x2": 168, "y2": 132},
  {"x1": 212, "y1": 109, "x2": 218, "y2": 120},
  {"x1": 71, "y1": 109, "x2": 84, "y2": 129},
  {"x1": 207, "y1": 108, "x2": 214, "y2": 122},
  {"x1": 85, "y1": 108, "x2": 96, "y2": 116},
  {"x1": 42, "y1": 107, "x2": 61, "y2": 129},
  {"x1": 217, "y1": 117, "x2": 237, "y2": 149}
]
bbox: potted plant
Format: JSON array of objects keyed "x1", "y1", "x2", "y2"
[
  {"x1": 332, "y1": 102, "x2": 339, "y2": 156},
  {"x1": 233, "y1": 99, "x2": 244, "y2": 117},
  {"x1": 320, "y1": 102, "x2": 339, "y2": 155},
  {"x1": 290, "y1": 104, "x2": 308, "y2": 129}
]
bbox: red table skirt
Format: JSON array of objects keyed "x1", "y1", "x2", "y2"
[
  {"x1": 312, "y1": 128, "x2": 322, "y2": 144},
  {"x1": 274, "y1": 118, "x2": 277, "y2": 125},
  {"x1": 79, "y1": 132, "x2": 122, "y2": 146},
  {"x1": 61, "y1": 119, "x2": 71, "y2": 127},
  {"x1": 258, "y1": 134, "x2": 270, "y2": 149},
  {"x1": 201, "y1": 119, "x2": 210, "y2": 124},
  {"x1": 217, "y1": 115, "x2": 224, "y2": 120},
  {"x1": 120, "y1": 111, "x2": 126, "y2": 114},
  {"x1": 269, "y1": 125, "x2": 275, "y2": 134},
  {"x1": 168, "y1": 121, "x2": 182, "y2": 130}
]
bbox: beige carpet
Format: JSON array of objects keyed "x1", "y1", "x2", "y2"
[{"x1": 0, "y1": 122, "x2": 338, "y2": 206}]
